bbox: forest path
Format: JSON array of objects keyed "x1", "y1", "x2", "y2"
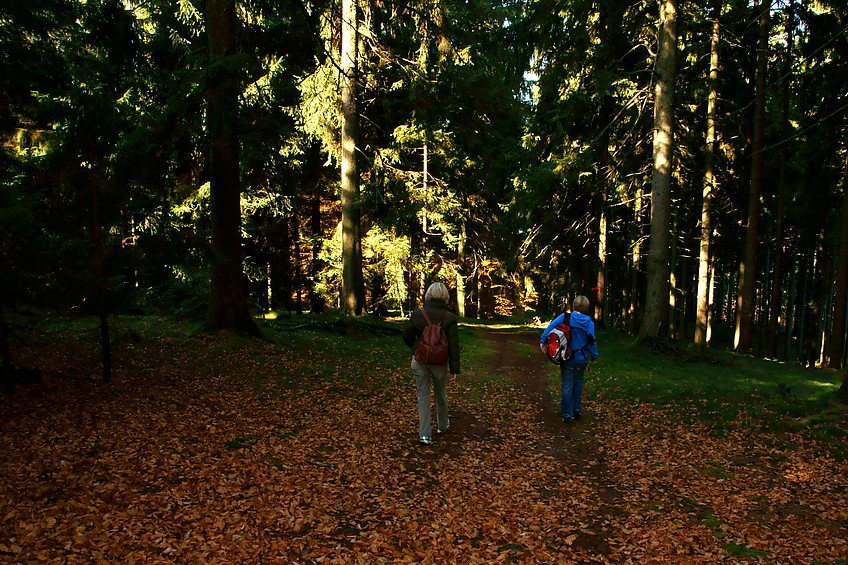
[{"x1": 455, "y1": 325, "x2": 623, "y2": 558}]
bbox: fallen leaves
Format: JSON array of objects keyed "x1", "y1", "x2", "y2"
[{"x1": 0, "y1": 323, "x2": 846, "y2": 562}]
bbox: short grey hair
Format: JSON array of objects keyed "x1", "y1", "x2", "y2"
[{"x1": 425, "y1": 282, "x2": 450, "y2": 303}]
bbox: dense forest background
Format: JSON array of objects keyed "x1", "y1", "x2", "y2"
[{"x1": 1, "y1": 0, "x2": 847, "y2": 372}]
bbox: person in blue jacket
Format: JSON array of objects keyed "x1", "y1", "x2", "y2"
[{"x1": 539, "y1": 295, "x2": 599, "y2": 423}]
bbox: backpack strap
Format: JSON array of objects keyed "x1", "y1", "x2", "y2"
[
  {"x1": 421, "y1": 307, "x2": 447, "y2": 326},
  {"x1": 567, "y1": 324, "x2": 595, "y2": 359}
]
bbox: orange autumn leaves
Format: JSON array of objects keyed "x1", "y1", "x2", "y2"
[{"x1": 0, "y1": 323, "x2": 846, "y2": 563}]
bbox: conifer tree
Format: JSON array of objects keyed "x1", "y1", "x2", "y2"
[{"x1": 205, "y1": 0, "x2": 258, "y2": 334}]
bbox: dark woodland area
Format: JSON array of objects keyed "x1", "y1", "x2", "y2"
[
  {"x1": 2, "y1": 1, "x2": 848, "y2": 561},
  {"x1": 2, "y1": 0, "x2": 848, "y2": 371}
]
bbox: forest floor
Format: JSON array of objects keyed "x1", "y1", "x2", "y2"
[{"x1": 1, "y1": 318, "x2": 847, "y2": 563}]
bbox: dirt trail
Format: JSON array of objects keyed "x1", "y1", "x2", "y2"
[{"x1": 478, "y1": 326, "x2": 622, "y2": 556}]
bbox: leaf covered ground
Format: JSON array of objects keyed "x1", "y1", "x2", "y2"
[{"x1": 1, "y1": 318, "x2": 847, "y2": 563}]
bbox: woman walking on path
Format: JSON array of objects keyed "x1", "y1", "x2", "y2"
[
  {"x1": 539, "y1": 295, "x2": 599, "y2": 423},
  {"x1": 402, "y1": 283, "x2": 460, "y2": 445}
]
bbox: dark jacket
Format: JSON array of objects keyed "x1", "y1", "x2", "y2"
[{"x1": 402, "y1": 299, "x2": 461, "y2": 374}]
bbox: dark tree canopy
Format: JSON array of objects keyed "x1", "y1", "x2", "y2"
[{"x1": 1, "y1": 0, "x2": 847, "y2": 370}]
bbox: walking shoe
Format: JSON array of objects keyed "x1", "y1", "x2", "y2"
[
  {"x1": 573, "y1": 410, "x2": 582, "y2": 420},
  {"x1": 419, "y1": 436, "x2": 431, "y2": 445},
  {"x1": 562, "y1": 417, "x2": 574, "y2": 424},
  {"x1": 437, "y1": 421, "x2": 451, "y2": 434}
]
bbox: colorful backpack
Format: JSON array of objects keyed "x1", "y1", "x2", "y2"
[
  {"x1": 545, "y1": 313, "x2": 595, "y2": 365},
  {"x1": 545, "y1": 323, "x2": 574, "y2": 365}
]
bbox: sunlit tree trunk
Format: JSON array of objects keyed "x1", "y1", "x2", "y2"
[
  {"x1": 734, "y1": 0, "x2": 769, "y2": 352},
  {"x1": 457, "y1": 219, "x2": 466, "y2": 317},
  {"x1": 695, "y1": 0, "x2": 721, "y2": 349},
  {"x1": 206, "y1": 0, "x2": 258, "y2": 335},
  {"x1": 629, "y1": 182, "x2": 644, "y2": 334},
  {"x1": 640, "y1": 0, "x2": 677, "y2": 339},
  {"x1": 596, "y1": 208, "x2": 607, "y2": 324},
  {"x1": 707, "y1": 262, "x2": 716, "y2": 344},
  {"x1": 341, "y1": 0, "x2": 365, "y2": 315},
  {"x1": 595, "y1": 119, "x2": 610, "y2": 325}
]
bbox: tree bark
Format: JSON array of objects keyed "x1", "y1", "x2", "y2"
[
  {"x1": 91, "y1": 168, "x2": 112, "y2": 384},
  {"x1": 734, "y1": 0, "x2": 769, "y2": 352},
  {"x1": 206, "y1": 0, "x2": 258, "y2": 335},
  {"x1": 768, "y1": 0, "x2": 795, "y2": 357},
  {"x1": 640, "y1": 0, "x2": 677, "y2": 339},
  {"x1": 340, "y1": 0, "x2": 365, "y2": 315},
  {"x1": 457, "y1": 219, "x2": 467, "y2": 317},
  {"x1": 695, "y1": 0, "x2": 721, "y2": 349},
  {"x1": 308, "y1": 146, "x2": 325, "y2": 313},
  {"x1": 629, "y1": 181, "x2": 644, "y2": 334},
  {"x1": 831, "y1": 162, "x2": 848, "y2": 369},
  {"x1": 596, "y1": 208, "x2": 607, "y2": 325},
  {"x1": 292, "y1": 212, "x2": 303, "y2": 314},
  {"x1": 784, "y1": 245, "x2": 797, "y2": 358}
]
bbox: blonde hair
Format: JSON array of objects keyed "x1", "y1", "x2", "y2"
[
  {"x1": 425, "y1": 282, "x2": 450, "y2": 303},
  {"x1": 573, "y1": 295, "x2": 590, "y2": 314}
]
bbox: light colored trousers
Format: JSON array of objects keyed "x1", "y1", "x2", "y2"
[{"x1": 411, "y1": 357, "x2": 450, "y2": 439}]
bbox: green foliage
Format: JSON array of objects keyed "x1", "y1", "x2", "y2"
[
  {"x1": 226, "y1": 435, "x2": 262, "y2": 450},
  {"x1": 722, "y1": 542, "x2": 767, "y2": 559},
  {"x1": 2, "y1": 0, "x2": 848, "y2": 368}
]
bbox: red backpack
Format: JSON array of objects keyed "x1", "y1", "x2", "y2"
[
  {"x1": 545, "y1": 315, "x2": 595, "y2": 365},
  {"x1": 414, "y1": 308, "x2": 449, "y2": 365},
  {"x1": 545, "y1": 323, "x2": 574, "y2": 364}
]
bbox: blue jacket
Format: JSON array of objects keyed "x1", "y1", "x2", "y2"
[{"x1": 540, "y1": 311, "x2": 599, "y2": 366}]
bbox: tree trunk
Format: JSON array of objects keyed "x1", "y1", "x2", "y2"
[
  {"x1": 797, "y1": 251, "x2": 811, "y2": 363},
  {"x1": 784, "y1": 244, "x2": 797, "y2": 359},
  {"x1": 457, "y1": 220, "x2": 467, "y2": 317},
  {"x1": 707, "y1": 262, "x2": 716, "y2": 344},
  {"x1": 595, "y1": 105, "x2": 611, "y2": 326},
  {"x1": 91, "y1": 171, "x2": 112, "y2": 384},
  {"x1": 341, "y1": 0, "x2": 365, "y2": 316},
  {"x1": 830, "y1": 151, "x2": 848, "y2": 369},
  {"x1": 206, "y1": 0, "x2": 258, "y2": 335},
  {"x1": 640, "y1": 0, "x2": 677, "y2": 340},
  {"x1": 818, "y1": 249, "x2": 833, "y2": 366},
  {"x1": 270, "y1": 217, "x2": 291, "y2": 311},
  {"x1": 695, "y1": 0, "x2": 721, "y2": 348},
  {"x1": 668, "y1": 212, "x2": 679, "y2": 338},
  {"x1": 734, "y1": 0, "x2": 769, "y2": 352},
  {"x1": 768, "y1": 0, "x2": 795, "y2": 357},
  {"x1": 760, "y1": 235, "x2": 772, "y2": 350},
  {"x1": 340, "y1": 0, "x2": 365, "y2": 315},
  {"x1": 310, "y1": 176, "x2": 325, "y2": 313},
  {"x1": 292, "y1": 212, "x2": 303, "y2": 315},
  {"x1": 629, "y1": 181, "x2": 644, "y2": 334},
  {"x1": 596, "y1": 204, "x2": 607, "y2": 325}
]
